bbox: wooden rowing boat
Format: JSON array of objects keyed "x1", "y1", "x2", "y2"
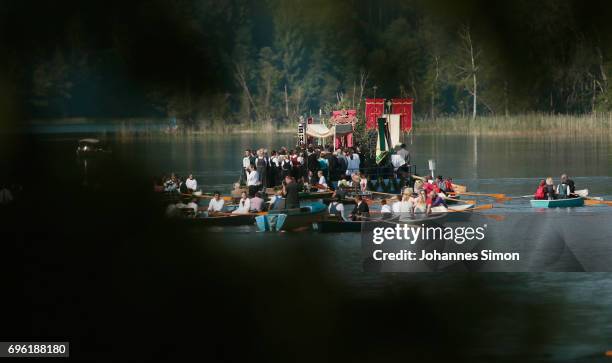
[
  {"x1": 530, "y1": 197, "x2": 584, "y2": 208},
  {"x1": 255, "y1": 202, "x2": 327, "y2": 231},
  {"x1": 184, "y1": 213, "x2": 263, "y2": 227},
  {"x1": 313, "y1": 212, "x2": 447, "y2": 233}
]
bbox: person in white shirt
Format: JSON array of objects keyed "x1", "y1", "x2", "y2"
[
  {"x1": 241, "y1": 150, "x2": 252, "y2": 184},
  {"x1": 246, "y1": 165, "x2": 260, "y2": 197},
  {"x1": 317, "y1": 170, "x2": 328, "y2": 190},
  {"x1": 185, "y1": 174, "x2": 197, "y2": 192},
  {"x1": 207, "y1": 192, "x2": 225, "y2": 214},
  {"x1": 380, "y1": 199, "x2": 392, "y2": 214},
  {"x1": 232, "y1": 192, "x2": 251, "y2": 214}
]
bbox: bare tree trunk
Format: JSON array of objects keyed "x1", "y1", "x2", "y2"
[
  {"x1": 458, "y1": 25, "x2": 479, "y2": 120},
  {"x1": 352, "y1": 80, "x2": 356, "y2": 109},
  {"x1": 358, "y1": 70, "x2": 368, "y2": 112},
  {"x1": 504, "y1": 80, "x2": 509, "y2": 117},
  {"x1": 234, "y1": 62, "x2": 259, "y2": 122},
  {"x1": 284, "y1": 83, "x2": 289, "y2": 118},
  {"x1": 431, "y1": 55, "x2": 439, "y2": 120}
]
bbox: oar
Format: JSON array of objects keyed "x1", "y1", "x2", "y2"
[
  {"x1": 457, "y1": 191, "x2": 506, "y2": 199},
  {"x1": 445, "y1": 197, "x2": 476, "y2": 205},
  {"x1": 448, "y1": 204, "x2": 493, "y2": 212},
  {"x1": 371, "y1": 191, "x2": 400, "y2": 197},
  {"x1": 585, "y1": 199, "x2": 612, "y2": 206},
  {"x1": 183, "y1": 193, "x2": 234, "y2": 202}
]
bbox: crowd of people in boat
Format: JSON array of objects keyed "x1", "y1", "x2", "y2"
[
  {"x1": 240, "y1": 143, "x2": 412, "y2": 197},
  {"x1": 533, "y1": 174, "x2": 577, "y2": 200},
  {"x1": 327, "y1": 174, "x2": 454, "y2": 220},
  {"x1": 156, "y1": 141, "x2": 464, "y2": 219}
]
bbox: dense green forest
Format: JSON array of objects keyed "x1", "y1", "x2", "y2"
[{"x1": 3, "y1": 0, "x2": 612, "y2": 129}]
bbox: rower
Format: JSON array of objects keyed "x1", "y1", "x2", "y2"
[
  {"x1": 534, "y1": 180, "x2": 546, "y2": 200},
  {"x1": 207, "y1": 191, "x2": 225, "y2": 214},
  {"x1": 561, "y1": 174, "x2": 576, "y2": 196},
  {"x1": 328, "y1": 197, "x2": 345, "y2": 220},
  {"x1": 556, "y1": 178, "x2": 571, "y2": 199},
  {"x1": 283, "y1": 176, "x2": 300, "y2": 209},
  {"x1": 350, "y1": 194, "x2": 369, "y2": 221}
]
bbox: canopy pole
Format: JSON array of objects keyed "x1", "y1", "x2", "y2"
[{"x1": 333, "y1": 126, "x2": 336, "y2": 152}]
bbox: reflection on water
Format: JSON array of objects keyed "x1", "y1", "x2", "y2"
[{"x1": 107, "y1": 134, "x2": 612, "y2": 194}]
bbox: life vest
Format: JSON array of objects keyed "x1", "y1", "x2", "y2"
[
  {"x1": 445, "y1": 180, "x2": 454, "y2": 192},
  {"x1": 557, "y1": 183, "x2": 568, "y2": 199},
  {"x1": 534, "y1": 186, "x2": 545, "y2": 200}
]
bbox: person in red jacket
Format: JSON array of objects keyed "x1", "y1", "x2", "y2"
[{"x1": 534, "y1": 179, "x2": 546, "y2": 200}]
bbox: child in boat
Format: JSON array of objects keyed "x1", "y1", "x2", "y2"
[{"x1": 534, "y1": 180, "x2": 546, "y2": 200}]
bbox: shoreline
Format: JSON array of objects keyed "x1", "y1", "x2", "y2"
[{"x1": 22, "y1": 114, "x2": 612, "y2": 137}]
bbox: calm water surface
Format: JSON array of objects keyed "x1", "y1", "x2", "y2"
[{"x1": 48, "y1": 133, "x2": 612, "y2": 360}]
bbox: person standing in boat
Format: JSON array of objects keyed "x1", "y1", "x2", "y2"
[
  {"x1": 397, "y1": 143, "x2": 410, "y2": 165},
  {"x1": 544, "y1": 177, "x2": 556, "y2": 200},
  {"x1": 335, "y1": 150, "x2": 348, "y2": 179},
  {"x1": 279, "y1": 155, "x2": 292, "y2": 181},
  {"x1": 255, "y1": 149, "x2": 268, "y2": 191},
  {"x1": 269, "y1": 150, "x2": 280, "y2": 187},
  {"x1": 246, "y1": 164, "x2": 260, "y2": 197},
  {"x1": 207, "y1": 191, "x2": 225, "y2": 214},
  {"x1": 350, "y1": 194, "x2": 370, "y2": 221},
  {"x1": 346, "y1": 148, "x2": 360, "y2": 176},
  {"x1": 241, "y1": 150, "x2": 252, "y2": 185},
  {"x1": 232, "y1": 192, "x2": 251, "y2": 214},
  {"x1": 283, "y1": 176, "x2": 300, "y2": 209}
]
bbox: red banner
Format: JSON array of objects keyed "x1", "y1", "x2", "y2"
[
  {"x1": 365, "y1": 98, "x2": 385, "y2": 130},
  {"x1": 391, "y1": 98, "x2": 413, "y2": 132}
]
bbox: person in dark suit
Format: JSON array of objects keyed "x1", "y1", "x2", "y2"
[{"x1": 350, "y1": 194, "x2": 370, "y2": 221}]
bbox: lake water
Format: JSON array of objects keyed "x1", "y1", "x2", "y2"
[{"x1": 30, "y1": 133, "x2": 612, "y2": 360}]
